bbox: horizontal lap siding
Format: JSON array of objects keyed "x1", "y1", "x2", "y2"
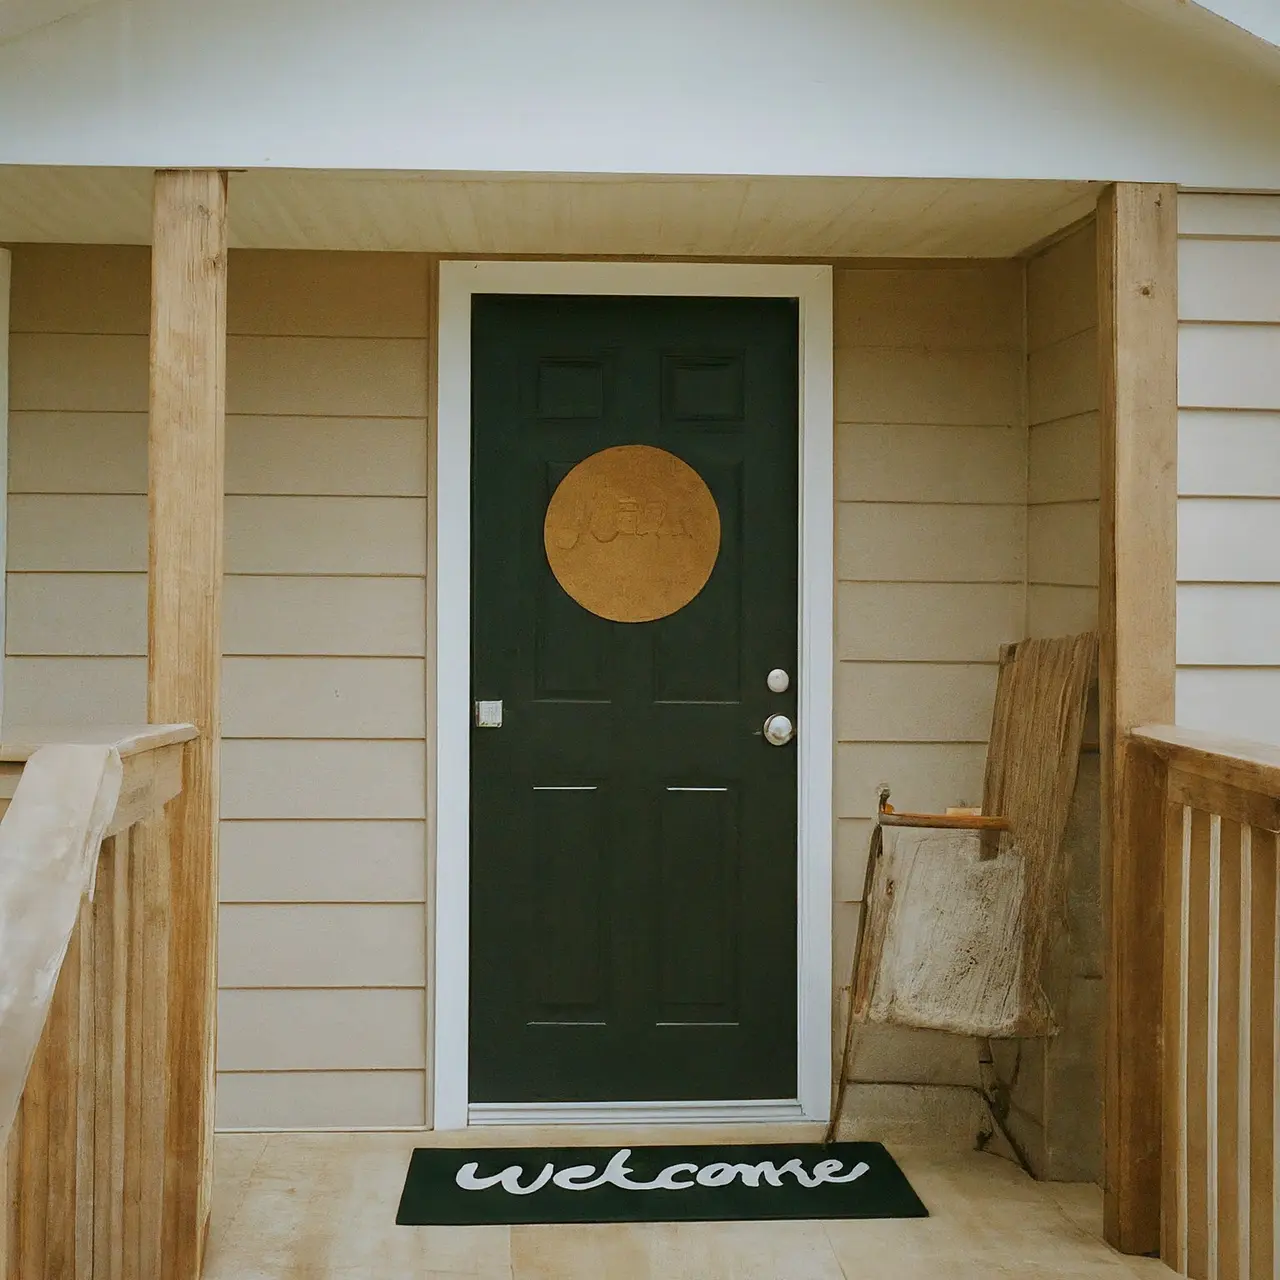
[
  {"x1": 5, "y1": 245, "x2": 432, "y2": 1129},
  {"x1": 832, "y1": 264, "x2": 1024, "y2": 1089},
  {"x1": 1026, "y1": 221, "x2": 1100, "y2": 640},
  {"x1": 1004, "y1": 221, "x2": 1101, "y2": 1179},
  {"x1": 1177, "y1": 197, "x2": 1280, "y2": 741}
]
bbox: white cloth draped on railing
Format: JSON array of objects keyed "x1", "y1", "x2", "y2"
[{"x1": 0, "y1": 744, "x2": 122, "y2": 1145}]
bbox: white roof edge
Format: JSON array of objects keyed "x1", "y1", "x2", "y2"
[{"x1": 1190, "y1": 0, "x2": 1280, "y2": 48}]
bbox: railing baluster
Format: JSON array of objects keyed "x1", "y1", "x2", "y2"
[
  {"x1": 1245, "y1": 825, "x2": 1275, "y2": 1280},
  {"x1": 1190, "y1": 808, "x2": 1215, "y2": 1279},
  {"x1": 1270, "y1": 832, "x2": 1279, "y2": 1280},
  {"x1": 74, "y1": 895, "x2": 95, "y2": 1280},
  {"x1": 1209, "y1": 815, "x2": 1223, "y2": 1280},
  {"x1": 1239, "y1": 826, "x2": 1253, "y2": 1280},
  {"x1": 45, "y1": 924, "x2": 80, "y2": 1277},
  {"x1": 1166, "y1": 799, "x2": 1192, "y2": 1271},
  {"x1": 1217, "y1": 820, "x2": 1244, "y2": 1280}
]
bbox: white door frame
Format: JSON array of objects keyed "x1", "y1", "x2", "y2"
[{"x1": 432, "y1": 260, "x2": 834, "y2": 1130}]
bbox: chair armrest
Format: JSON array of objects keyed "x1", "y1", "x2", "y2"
[{"x1": 877, "y1": 811, "x2": 1010, "y2": 832}]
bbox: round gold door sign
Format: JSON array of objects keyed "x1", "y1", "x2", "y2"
[{"x1": 543, "y1": 444, "x2": 721, "y2": 623}]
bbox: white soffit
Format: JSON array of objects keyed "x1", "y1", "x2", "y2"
[{"x1": 0, "y1": 168, "x2": 1100, "y2": 258}]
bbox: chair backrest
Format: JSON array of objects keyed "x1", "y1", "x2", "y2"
[{"x1": 982, "y1": 631, "x2": 1098, "y2": 1008}]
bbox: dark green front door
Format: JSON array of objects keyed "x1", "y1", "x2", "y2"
[{"x1": 470, "y1": 295, "x2": 798, "y2": 1103}]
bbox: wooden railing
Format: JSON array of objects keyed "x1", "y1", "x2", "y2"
[
  {"x1": 0, "y1": 725, "x2": 197, "y2": 1279},
  {"x1": 1127, "y1": 725, "x2": 1280, "y2": 1279}
]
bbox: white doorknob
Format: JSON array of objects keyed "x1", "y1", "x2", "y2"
[{"x1": 763, "y1": 713, "x2": 795, "y2": 746}]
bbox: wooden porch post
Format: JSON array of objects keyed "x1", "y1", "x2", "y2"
[
  {"x1": 148, "y1": 169, "x2": 227, "y2": 1278},
  {"x1": 1098, "y1": 182, "x2": 1178, "y2": 1254}
]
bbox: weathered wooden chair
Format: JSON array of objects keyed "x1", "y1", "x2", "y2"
[{"x1": 829, "y1": 631, "x2": 1098, "y2": 1137}]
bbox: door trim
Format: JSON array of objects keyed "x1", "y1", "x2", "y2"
[
  {"x1": 468, "y1": 1100, "x2": 806, "y2": 1127},
  {"x1": 433, "y1": 261, "x2": 834, "y2": 1130}
]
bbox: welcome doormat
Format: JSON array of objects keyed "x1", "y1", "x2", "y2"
[{"x1": 396, "y1": 1142, "x2": 927, "y2": 1225}]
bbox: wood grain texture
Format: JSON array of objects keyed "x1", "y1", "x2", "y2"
[
  {"x1": 1217, "y1": 820, "x2": 1243, "y2": 1280},
  {"x1": 147, "y1": 168, "x2": 227, "y2": 1280},
  {"x1": 1161, "y1": 801, "x2": 1187, "y2": 1269},
  {"x1": 0, "y1": 742, "x2": 188, "y2": 1280},
  {"x1": 1097, "y1": 183, "x2": 1178, "y2": 1255},
  {"x1": 1169, "y1": 765, "x2": 1280, "y2": 834},
  {"x1": 1131, "y1": 725, "x2": 1280, "y2": 804},
  {"x1": 1247, "y1": 830, "x2": 1276, "y2": 1280},
  {"x1": 93, "y1": 836, "x2": 128, "y2": 1280},
  {"x1": 131, "y1": 813, "x2": 173, "y2": 1280},
  {"x1": 1185, "y1": 809, "x2": 1212, "y2": 1279}
]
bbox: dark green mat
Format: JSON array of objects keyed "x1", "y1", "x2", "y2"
[{"x1": 396, "y1": 1142, "x2": 927, "y2": 1225}]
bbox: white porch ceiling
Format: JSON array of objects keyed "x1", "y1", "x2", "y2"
[{"x1": 0, "y1": 168, "x2": 1100, "y2": 258}]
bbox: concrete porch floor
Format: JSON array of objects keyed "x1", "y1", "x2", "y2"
[{"x1": 203, "y1": 1127, "x2": 1173, "y2": 1279}]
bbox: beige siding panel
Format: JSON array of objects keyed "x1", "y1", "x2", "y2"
[
  {"x1": 226, "y1": 416, "x2": 428, "y2": 497},
  {"x1": 834, "y1": 348, "x2": 1020, "y2": 427},
  {"x1": 1026, "y1": 585, "x2": 1099, "y2": 638},
  {"x1": 837, "y1": 503, "x2": 1025, "y2": 584},
  {"x1": 222, "y1": 657, "x2": 426, "y2": 739},
  {"x1": 7, "y1": 493, "x2": 146, "y2": 571},
  {"x1": 226, "y1": 336, "x2": 428, "y2": 418},
  {"x1": 836, "y1": 661, "x2": 997, "y2": 743},
  {"x1": 1027, "y1": 329, "x2": 1098, "y2": 425},
  {"x1": 225, "y1": 576, "x2": 426, "y2": 656},
  {"x1": 8, "y1": 333, "x2": 148, "y2": 411},
  {"x1": 835, "y1": 818, "x2": 875, "y2": 902},
  {"x1": 228, "y1": 250, "x2": 430, "y2": 338},
  {"x1": 1179, "y1": 498, "x2": 1280, "y2": 582},
  {"x1": 221, "y1": 740, "x2": 427, "y2": 820},
  {"x1": 1174, "y1": 208, "x2": 1280, "y2": 762},
  {"x1": 9, "y1": 411, "x2": 146, "y2": 493},
  {"x1": 1028, "y1": 501, "x2": 1100, "y2": 587},
  {"x1": 218, "y1": 904, "x2": 426, "y2": 988},
  {"x1": 1027, "y1": 222, "x2": 1097, "y2": 351},
  {"x1": 5, "y1": 572, "x2": 145, "y2": 655},
  {"x1": 1028, "y1": 414, "x2": 1101, "y2": 503},
  {"x1": 4, "y1": 655, "x2": 145, "y2": 724},
  {"x1": 835, "y1": 423, "x2": 1026, "y2": 504},
  {"x1": 833, "y1": 900, "x2": 860, "y2": 1003},
  {"x1": 215, "y1": 1070, "x2": 425, "y2": 1130},
  {"x1": 1176, "y1": 668, "x2": 1280, "y2": 744},
  {"x1": 837, "y1": 582, "x2": 1023, "y2": 662},
  {"x1": 8, "y1": 244, "x2": 150, "y2": 335},
  {"x1": 1178, "y1": 193, "x2": 1280, "y2": 239},
  {"x1": 835, "y1": 741, "x2": 988, "y2": 819},
  {"x1": 219, "y1": 820, "x2": 427, "y2": 903},
  {"x1": 1179, "y1": 324, "x2": 1280, "y2": 410},
  {"x1": 1178, "y1": 239, "x2": 1280, "y2": 323},
  {"x1": 217, "y1": 989, "x2": 426, "y2": 1071},
  {"x1": 1177, "y1": 584, "x2": 1280, "y2": 666},
  {"x1": 833, "y1": 265, "x2": 1022, "y2": 351},
  {"x1": 225, "y1": 496, "x2": 427, "y2": 575},
  {"x1": 1178, "y1": 411, "x2": 1280, "y2": 497}
]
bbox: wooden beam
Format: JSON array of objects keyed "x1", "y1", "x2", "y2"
[
  {"x1": 147, "y1": 169, "x2": 227, "y2": 1280},
  {"x1": 1098, "y1": 182, "x2": 1178, "y2": 1255}
]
